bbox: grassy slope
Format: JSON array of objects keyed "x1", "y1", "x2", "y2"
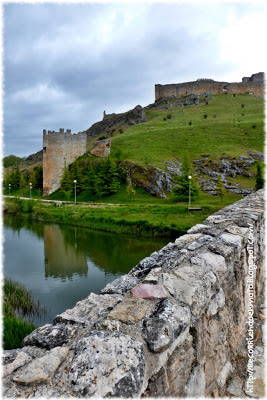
[{"x1": 110, "y1": 94, "x2": 264, "y2": 167}]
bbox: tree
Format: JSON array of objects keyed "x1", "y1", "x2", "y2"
[
  {"x1": 174, "y1": 152, "x2": 199, "y2": 200},
  {"x1": 10, "y1": 166, "x2": 21, "y2": 189},
  {"x1": 33, "y1": 166, "x2": 43, "y2": 190},
  {"x1": 60, "y1": 162, "x2": 73, "y2": 192},
  {"x1": 20, "y1": 174, "x2": 27, "y2": 189},
  {"x1": 4, "y1": 171, "x2": 12, "y2": 189},
  {"x1": 70, "y1": 162, "x2": 84, "y2": 193},
  {"x1": 126, "y1": 176, "x2": 136, "y2": 198},
  {"x1": 255, "y1": 162, "x2": 264, "y2": 190},
  {"x1": 216, "y1": 175, "x2": 225, "y2": 202},
  {"x1": 28, "y1": 169, "x2": 36, "y2": 188}
]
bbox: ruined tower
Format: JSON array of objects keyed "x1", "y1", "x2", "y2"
[{"x1": 43, "y1": 129, "x2": 87, "y2": 197}]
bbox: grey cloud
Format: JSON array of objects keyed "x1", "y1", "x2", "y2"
[{"x1": 3, "y1": 3, "x2": 262, "y2": 157}]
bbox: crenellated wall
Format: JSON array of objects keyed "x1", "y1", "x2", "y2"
[
  {"x1": 3, "y1": 190, "x2": 265, "y2": 397},
  {"x1": 43, "y1": 129, "x2": 87, "y2": 196},
  {"x1": 155, "y1": 72, "x2": 265, "y2": 100}
]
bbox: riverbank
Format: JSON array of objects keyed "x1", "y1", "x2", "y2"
[
  {"x1": 3, "y1": 278, "x2": 45, "y2": 350},
  {"x1": 3, "y1": 195, "x2": 242, "y2": 238}
]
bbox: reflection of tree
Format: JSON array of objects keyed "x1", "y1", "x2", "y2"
[
  {"x1": 4, "y1": 215, "x2": 44, "y2": 238},
  {"x1": 58, "y1": 225, "x2": 167, "y2": 275},
  {"x1": 44, "y1": 225, "x2": 88, "y2": 279}
]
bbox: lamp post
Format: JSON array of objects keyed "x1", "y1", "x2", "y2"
[
  {"x1": 188, "y1": 175, "x2": 192, "y2": 207},
  {"x1": 30, "y1": 183, "x2": 32, "y2": 199},
  {"x1": 8, "y1": 183, "x2": 11, "y2": 196},
  {"x1": 74, "y1": 180, "x2": 77, "y2": 203}
]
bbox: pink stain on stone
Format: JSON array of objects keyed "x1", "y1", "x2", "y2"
[{"x1": 131, "y1": 284, "x2": 168, "y2": 299}]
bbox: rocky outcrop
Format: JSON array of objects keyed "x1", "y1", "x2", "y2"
[
  {"x1": 3, "y1": 190, "x2": 265, "y2": 397},
  {"x1": 90, "y1": 138, "x2": 111, "y2": 158},
  {"x1": 194, "y1": 152, "x2": 263, "y2": 195},
  {"x1": 86, "y1": 105, "x2": 146, "y2": 138},
  {"x1": 122, "y1": 162, "x2": 175, "y2": 198}
]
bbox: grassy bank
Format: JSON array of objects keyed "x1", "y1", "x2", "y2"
[
  {"x1": 4, "y1": 193, "x2": 242, "y2": 238},
  {"x1": 3, "y1": 278, "x2": 45, "y2": 350}
]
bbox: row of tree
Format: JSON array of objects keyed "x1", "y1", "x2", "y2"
[
  {"x1": 4, "y1": 165, "x2": 43, "y2": 191},
  {"x1": 3, "y1": 154, "x2": 264, "y2": 200},
  {"x1": 60, "y1": 157, "x2": 125, "y2": 199}
]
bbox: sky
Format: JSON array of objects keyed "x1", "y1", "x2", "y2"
[{"x1": 2, "y1": 1, "x2": 266, "y2": 158}]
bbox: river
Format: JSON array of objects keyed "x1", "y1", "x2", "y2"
[{"x1": 3, "y1": 215, "x2": 169, "y2": 326}]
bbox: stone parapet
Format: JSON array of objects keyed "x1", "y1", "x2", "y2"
[{"x1": 3, "y1": 190, "x2": 265, "y2": 397}]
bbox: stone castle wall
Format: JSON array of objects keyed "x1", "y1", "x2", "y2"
[
  {"x1": 155, "y1": 72, "x2": 265, "y2": 100},
  {"x1": 3, "y1": 190, "x2": 265, "y2": 397},
  {"x1": 43, "y1": 129, "x2": 87, "y2": 196}
]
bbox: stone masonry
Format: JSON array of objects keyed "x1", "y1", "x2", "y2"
[
  {"x1": 3, "y1": 189, "x2": 265, "y2": 397},
  {"x1": 43, "y1": 129, "x2": 87, "y2": 196},
  {"x1": 155, "y1": 72, "x2": 265, "y2": 100}
]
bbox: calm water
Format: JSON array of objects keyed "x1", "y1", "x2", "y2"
[{"x1": 3, "y1": 215, "x2": 169, "y2": 326}]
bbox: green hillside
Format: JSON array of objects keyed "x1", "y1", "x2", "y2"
[
  {"x1": 3, "y1": 92, "x2": 264, "y2": 238},
  {"x1": 110, "y1": 94, "x2": 264, "y2": 167}
]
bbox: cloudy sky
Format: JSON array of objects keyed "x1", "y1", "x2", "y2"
[{"x1": 2, "y1": 1, "x2": 265, "y2": 157}]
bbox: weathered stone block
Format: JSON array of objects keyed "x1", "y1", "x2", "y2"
[
  {"x1": 101, "y1": 275, "x2": 139, "y2": 294},
  {"x1": 54, "y1": 293, "x2": 123, "y2": 326},
  {"x1": 22, "y1": 323, "x2": 77, "y2": 349},
  {"x1": 108, "y1": 298, "x2": 154, "y2": 323},
  {"x1": 166, "y1": 335, "x2": 195, "y2": 396},
  {"x1": 13, "y1": 347, "x2": 69, "y2": 385},
  {"x1": 131, "y1": 284, "x2": 168, "y2": 299},
  {"x1": 68, "y1": 331, "x2": 145, "y2": 397},
  {"x1": 183, "y1": 364, "x2": 206, "y2": 397},
  {"x1": 162, "y1": 271, "x2": 216, "y2": 318},
  {"x1": 3, "y1": 351, "x2": 32, "y2": 377},
  {"x1": 207, "y1": 288, "x2": 225, "y2": 316},
  {"x1": 143, "y1": 299, "x2": 191, "y2": 352}
]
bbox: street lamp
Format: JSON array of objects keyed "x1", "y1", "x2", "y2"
[
  {"x1": 74, "y1": 180, "x2": 77, "y2": 203},
  {"x1": 30, "y1": 183, "x2": 32, "y2": 199},
  {"x1": 8, "y1": 183, "x2": 11, "y2": 196},
  {"x1": 188, "y1": 175, "x2": 192, "y2": 207}
]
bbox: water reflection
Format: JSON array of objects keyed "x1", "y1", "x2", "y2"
[
  {"x1": 44, "y1": 225, "x2": 88, "y2": 278},
  {"x1": 4, "y1": 215, "x2": 169, "y2": 325}
]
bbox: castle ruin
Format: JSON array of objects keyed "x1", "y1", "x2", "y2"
[
  {"x1": 43, "y1": 129, "x2": 87, "y2": 197},
  {"x1": 42, "y1": 73, "x2": 264, "y2": 197},
  {"x1": 155, "y1": 72, "x2": 264, "y2": 100}
]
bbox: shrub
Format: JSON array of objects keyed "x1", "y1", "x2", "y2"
[
  {"x1": 163, "y1": 117, "x2": 167, "y2": 121},
  {"x1": 241, "y1": 104, "x2": 245, "y2": 108},
  {"x1": 252, "y1": 124, "x2": 256, "y2": 128},
  {"x1": 167, "y1": 114, "x2": 172, "y2": 119},
  {"x1": 203, "y1": 114, "x2": 208, "y2": 119},
  {"x1": 20, "y1": 199, "x2": 35, "y2": 213},
  {"x1": 98, "y1": 135, "x2": 107, "y2": 140},
  {"x1": 119, "y1": 129, "x2": 124, "y2": 133},
  {"x1": 189, "y1": 121, "x2": 192, "y2": 126}
]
